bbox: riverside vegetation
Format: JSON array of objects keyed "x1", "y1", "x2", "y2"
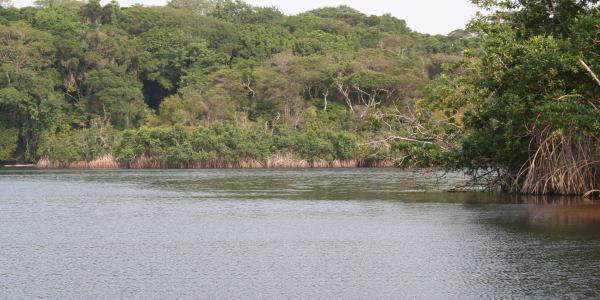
[
  {"x1": 0, "y1": 0, "x2": 472, "y2": 168},
  {"x1": 0, "y1": 0, "x2": 599, "y2": 195}
]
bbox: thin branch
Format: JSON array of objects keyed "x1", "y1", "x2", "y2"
[
  {"x1": 579, "y1": 57, "x2": 600, "y2": 87},
  {"x1": 243, "y1": 75, "x2": 255, "y2": 96},
  {"x1": 361, "y1": 135, "x2": 436, "y2": 146}
]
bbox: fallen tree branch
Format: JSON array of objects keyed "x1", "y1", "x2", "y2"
[{"x1": 361, "y1": 135, "x2": 436, "y2": 146}]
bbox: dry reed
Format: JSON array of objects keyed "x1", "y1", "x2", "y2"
[
  {"x1": 38, "y1": 153, "x2": 396, "y2": 170},
  {"x1": 125, "y1": 153, "x2": 396, "y2": 169},
  {"x1": 36, "y1": 155, "x2": 119, "y2": 169},
  {"x1": 36, "y1": 157, "x2": 61, "y2": 168}
]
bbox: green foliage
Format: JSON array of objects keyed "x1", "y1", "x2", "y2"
[
  {"x1": 391, "y1": 142, "x2": 447, "y2": 167},
  {"x1": 209, "y1": 0, "x2": 283, "y2": 24},
  {"x1": 113, "y1": 120, "x2": 364, "y2": 164},
  {"x1": 426, "y1": 0, "x2": 600, "y2": 176},
  {"x1": 115, "y1": 123, "x2": 271, "y2": 164},
  {"x1": 116, "y1": 126, "x2": 200, "y2": 164},
  {"x1": 236, "y1": 24, "x2": 292, "y2": 59},
  {"x1": 290, "y1": 129, "x2": 360, "y2": 160},
  {"x1": 38, "y1": 120, "x2": 121, "y2": 162},
  {"x1": 192, "y1": 122, "x2": 270, "y2": 160},
  {"x1": 0, "y1": 0, "x2": 475, "y2": 165},
  {"x1": 0, "y1": 23, "x2": 64, "y2": 161},
  {"x1": 138, "y1": 28, "x2": 197, "y2": 92},
  {"x1": 85, "y1": 69, "x2": 149, "y2": 128},
  {"x1": 0, "y1": 123, "x2": 18, "y2": 162}
]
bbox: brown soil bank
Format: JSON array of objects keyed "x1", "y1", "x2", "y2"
[{"x1": 36, "y1": 155, "x2": 395, "y2": 169}]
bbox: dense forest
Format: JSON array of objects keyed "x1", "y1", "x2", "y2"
[
  {"x1": 0, "y1": 0, "x2": 474, "y2": 166},
  {"x1": 0, "y1": 0, "x2": 598, "y2": 195}
]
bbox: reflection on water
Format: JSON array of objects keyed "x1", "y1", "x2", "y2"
[
  {"x1": 1, "y1": 169, "x2": 600, "y2": 299},
  {"x1": 528, "y1": 199, "x2": 600, "y2": 229}
]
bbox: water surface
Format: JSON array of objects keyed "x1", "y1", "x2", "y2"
[{"x1": 1, "y1": 169, "x2": 600, "y2": 299}]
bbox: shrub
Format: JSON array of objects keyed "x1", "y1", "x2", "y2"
[
  {"x1": 38, "y1": 122, "x2": 121, "y2": 162},
  {"x1": 0, "y1": 125, "x2": 18, "y2": 162}
]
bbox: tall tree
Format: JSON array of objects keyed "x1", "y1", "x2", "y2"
[
  {"x1": 428, "y1": 0, "x2": 600, "y2": 194},
  {"x1": 0, "y1": 24, "x2": 65, "y2": 160},
  {"x1": 84, "y1": 69, "x2": 149, "y2": 128}
]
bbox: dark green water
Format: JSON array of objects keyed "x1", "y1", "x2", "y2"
[{"x1": 1, "y1": 169, "x2": 600, "y2": 299}]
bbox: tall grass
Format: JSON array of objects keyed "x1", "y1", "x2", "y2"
[
  {"x1": 37, "y1": 154, "x2": 395, "y2": 169},
  {"x1": 37, "y1": 155, "x2": 119, "y2": 169},
  {"x1": 125, "y1": 154, "x2": 394, "y2": 169}
]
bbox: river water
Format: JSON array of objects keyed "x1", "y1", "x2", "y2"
[{"x1": 1, "y1": 169, "x2": 600, "y2": 299}]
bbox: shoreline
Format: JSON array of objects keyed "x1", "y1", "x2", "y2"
[
  {"x1": 9, "y1": 166, "x2": 395, "y2": 170},
  {"x1": 31, "y1": 155, "x2": 396, "y2": 170},
  {"x1": 2, "y1": 164, "x2": 37, "y2": 168}
]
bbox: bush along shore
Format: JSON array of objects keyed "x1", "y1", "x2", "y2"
[
  {"x1": 0, "y1": 0, "x2": 465, "y2": 171},
  {"x1": 33, "y1": 121, "x2": 434, "y2": 169}
]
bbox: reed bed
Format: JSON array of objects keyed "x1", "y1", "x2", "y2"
[
  {"x1": 126, "y1": 155, "x2": 267, "y2": 169},
  {"x1": 265, "y1": 154, "x2": 311, "y2": 168},
  {"x1": 126, "y1": 154, "x2": 393, "y2": 169},
  {"x1": 36, "y1": 157, "x2": 61, "y2": 168},
  {"x1": 35, "y1": 154, "x2": 395, "y2": 169},
  {"x1": 38, "y1": 153, "x2": 396, "y2": 169},
  {"x1": 37, "y1": 155, "x2": 119, "y2": 169}
]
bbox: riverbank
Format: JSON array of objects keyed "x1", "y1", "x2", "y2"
[{"x1": 34, "y1": 154, "x2": 395, "y2": 169}]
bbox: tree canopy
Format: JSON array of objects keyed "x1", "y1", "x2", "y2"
[
  {"x1": 425, "y1": 0, "x2": 600, "y2": 194},
  {"x1": 0, "y1": 0, "x2": 472, "y2": 165}
]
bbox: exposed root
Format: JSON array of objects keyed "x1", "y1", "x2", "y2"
[
  {"x1": 511, "y1": 127, "x2": 600, "y2": 195},
  {"x1": 584, "y1": 190, "x2": 600, "y2": 199}
]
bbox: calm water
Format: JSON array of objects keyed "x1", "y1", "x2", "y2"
[{"x1": 2, "y1": 169, "x2": 600, "y2": 299}]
